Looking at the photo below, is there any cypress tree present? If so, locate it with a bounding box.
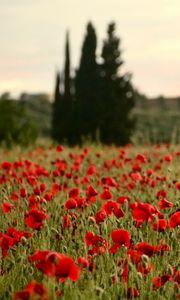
[63,31,76,144]
[52,71,62,141]
[100,22,135,145]
[52,32,74,144]
[75,22,100,142]
[63,31,71,142]
[64,31,71,100]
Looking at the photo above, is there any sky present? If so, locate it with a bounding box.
[0,0,180,98]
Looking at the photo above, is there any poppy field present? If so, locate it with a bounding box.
[0,143,179,299]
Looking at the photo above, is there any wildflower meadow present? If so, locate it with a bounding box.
[0,143,179,299]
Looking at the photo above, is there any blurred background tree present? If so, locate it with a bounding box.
[0,96,38,147]
[99,22,135,145]
[52,21,135,145]
[52,72,62,141]
[75,22,100,143]
[51,32,75,145]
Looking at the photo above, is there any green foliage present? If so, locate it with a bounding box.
[20,94,52,137]
[0,98,38,147]
[75,22,100,142]
[52,72,62,141]
[63,32,76,145]
[101,23,123,79]
[52,22,135,146]
[52,34,76,145]
[64,31,71,99]
[132,110,180,144]
[100,23,135,145]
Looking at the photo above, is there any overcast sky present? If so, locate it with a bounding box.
[0,0,180,97]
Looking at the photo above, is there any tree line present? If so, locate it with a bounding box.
[52,22,135,146]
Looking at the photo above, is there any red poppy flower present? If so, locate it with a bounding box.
[76,197,86,209]
[135,242,157,257]
[101,176,117,187]
[164,154,172,162]
[56,144,64,152]
[26,175,37,186]
[55,255,80,282]
[155,239,171,256]
[52,183,60,194]
[86,185,98,202]
[152,274,170,289]
[0,228,32,257]
[156,189,167,198]
[6,227,25,242]
[158,198,173,209]
[25,209,48,230]
[13,290,30,300]
[130,202,154,226]
[136,153,147,163]
[29,250,80,282]
[111,229,130,246]
[0,234,14,257]
[1,161,12,170]
[130,172,142,181]
[127,287,139,299]
[86,164,97,176]
[20,188,27,198]
[2,201,14,213]
[111,275,116,284]
[69,187,80,199]
[137,261,154,276]
[40,183,46,192]
[131,201,163,227]
[63,215,71,228]
[65,199,77,209]
[28,194,38,209]
[117,195,129,204]
[173,269,180,284]
[176,182,180,190]
[55,290,62,297]
[77,256,89,268]
[95,210,107,224]
[13,279,48,300]
[11,191,19,201]
[44,192,53,201]
[121,260,128,283]
[146,168,153,176]
[88,236,109,255]
[100,188,113,200]
[84,231,95,246]
[101,200,116,215]
[110,229,130,253]
[33,187,40,196]
[102,200,124,218]
[127,249,142,264]
[29,250,50,262]
[84,231,108,255]
[169,210,180,228]
[125,182,135,191]
[152,219,167,232]
[53,169,59,177]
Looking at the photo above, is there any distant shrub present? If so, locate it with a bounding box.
[132,110,180,144]
[0,99,38,147]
